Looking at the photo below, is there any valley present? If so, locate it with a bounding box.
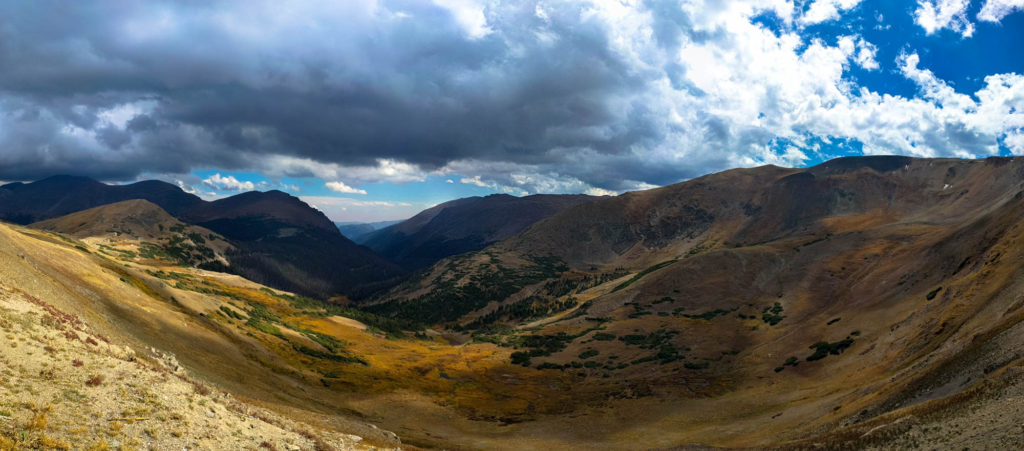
[3,156,1024,449]
[4,2,1023,449]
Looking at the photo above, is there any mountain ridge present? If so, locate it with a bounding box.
[337,220,403,241]
[4,157,1024,448]
[0,177,403,299]
[0,175,204,224]
[357,156,1024,448]
[361,193,599,270]
[29,199,234,268]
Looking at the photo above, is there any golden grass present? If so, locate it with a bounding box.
[8,194,1024,450]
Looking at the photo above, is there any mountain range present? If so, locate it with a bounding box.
[336,220,403,241]
[0,176,402,299]
[356,155,1024,447]
[360,193,598,270]
[3,156,1024,449]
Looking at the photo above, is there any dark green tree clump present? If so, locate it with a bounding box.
[806,338,854,361]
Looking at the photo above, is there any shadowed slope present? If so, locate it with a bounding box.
[361,193,598,270]
[184,191,405,299]
[0,175,203,224]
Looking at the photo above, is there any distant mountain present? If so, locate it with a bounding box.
[360,193,599,270]
[336,220,403,241]
[183,191,405,299]
[0,177,404,299]
[0,175,204,224]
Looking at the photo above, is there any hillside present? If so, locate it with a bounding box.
[183,191,406,299]
[0,220,411,450]
[6,156,1024,449]
[361,156,1024,447]
[338,223,375,240]
[0,283,373,450]
[30,199,233,268]
[0,178,404,300]
[337,221,402,241]
[361,194,597,270]
[0,176,203,224]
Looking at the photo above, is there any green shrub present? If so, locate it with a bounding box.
[511,351,531,367]
[761,302,785,325]
[683,308,737,321]
[806,338,854,361]
[219,306,244,320]
[612,260,678,292]
[368,256,568,324]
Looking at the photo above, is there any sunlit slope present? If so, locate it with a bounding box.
[0,218,655,449]
[0,279,372,450]
[30,199,233,267]
[0,221,409,448]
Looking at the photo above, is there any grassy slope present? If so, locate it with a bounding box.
[0,281,372,450]
[354,157,1024,449]
[6,158,1024,449]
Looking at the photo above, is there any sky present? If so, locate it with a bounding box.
[0,0,1022,222]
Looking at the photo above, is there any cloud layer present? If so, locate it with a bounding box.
[0,0,1022,195]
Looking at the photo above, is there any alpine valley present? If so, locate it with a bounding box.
[3,156,1024,449]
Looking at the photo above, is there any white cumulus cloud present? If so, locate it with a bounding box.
[460,175,492,188]
[432,0,492,39]
[300,196,418,222]
[854,39,879,70]
[585,187,618,196]
[262,156,428,185]
[914,0,975,37]
[202,173,255,191]
[801,0,863,25]
[325,181,367,195]
[978,0,1024,22]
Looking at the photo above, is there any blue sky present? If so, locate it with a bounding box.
[1,1,1022,221]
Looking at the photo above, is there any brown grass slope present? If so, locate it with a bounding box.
[0,220,412,450]
[0,281,371,451]
[31,199,208,241]
[6,156,1024,450]
[30,199,233,269]
[364,155,1024,448]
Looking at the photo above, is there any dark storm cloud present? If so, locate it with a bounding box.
[5,1,1015,191]
[0,0,672,183]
